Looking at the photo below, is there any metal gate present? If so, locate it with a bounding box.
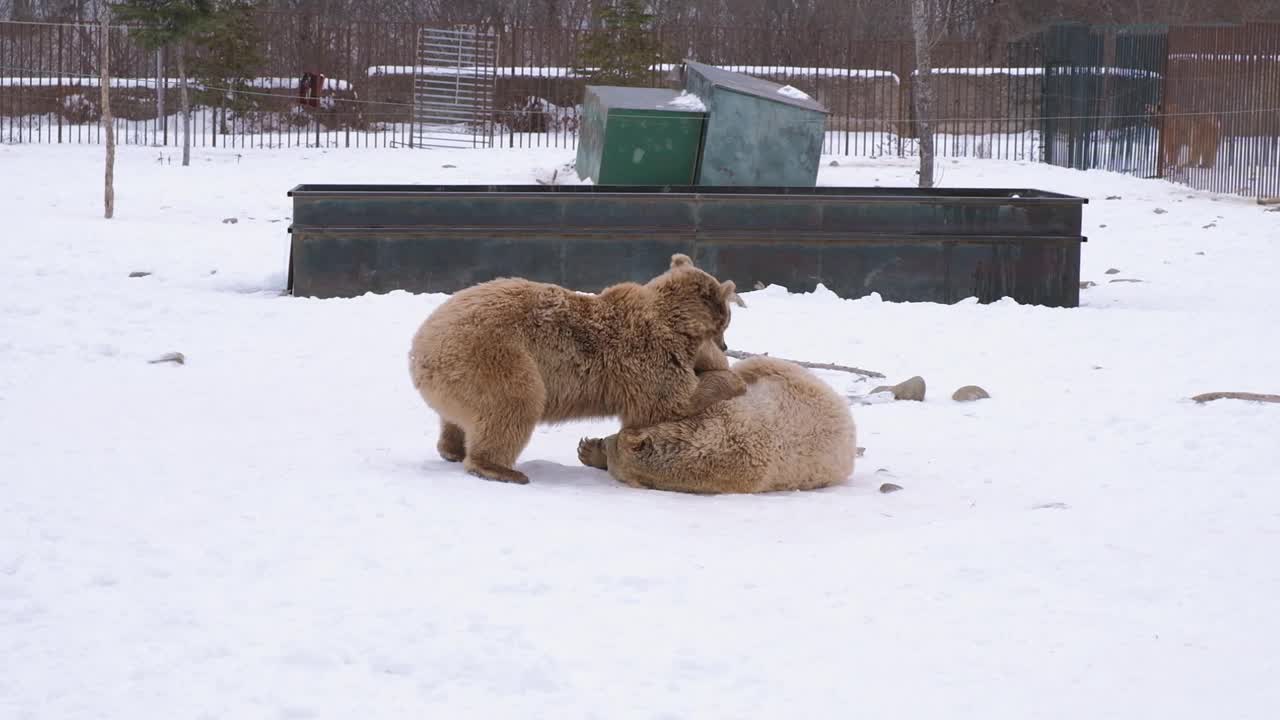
[411,26,498,149]
[1041,24,1166,177]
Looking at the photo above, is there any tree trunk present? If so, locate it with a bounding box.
[178,44,191,167]
[156,48,166,147]
[100,14,115,219]
[910,0,935,189]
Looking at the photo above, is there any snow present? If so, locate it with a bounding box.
[3,143,1280,719]
[1168,53,1280,62]
[776,84,812,101]
[662,90,706,112]
[369,63,900,82]
[706,64,900,82]
[371,64,583,78]
[913,66,1161,79]
[0,75,353,91]
[922,66,1046,76]
[243,77,351,92]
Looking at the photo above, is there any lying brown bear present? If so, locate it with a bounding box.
[577,356,857,494]
[408,254,745,484]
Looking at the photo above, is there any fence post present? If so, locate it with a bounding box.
[344,25,351,149]
[1155,30,1170,179]
[897,41,908,158]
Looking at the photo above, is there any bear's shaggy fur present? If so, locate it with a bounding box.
[577,356,857,494]
[408,254,746,484]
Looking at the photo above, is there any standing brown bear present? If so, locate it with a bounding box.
[408,254,746,484]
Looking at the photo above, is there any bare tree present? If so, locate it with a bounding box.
[111,0,208,167]
[177,40,190,166]
[155,48,165,147]
[100,10,115,218]
[910,0,946,188]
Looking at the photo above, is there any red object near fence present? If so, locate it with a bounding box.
[297,70,326,107]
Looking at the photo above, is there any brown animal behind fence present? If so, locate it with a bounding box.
[1162,22,1280,198]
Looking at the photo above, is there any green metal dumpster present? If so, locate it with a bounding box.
[575,86,708,185]
[681,60,829,187]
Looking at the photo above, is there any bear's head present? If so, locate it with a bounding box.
[611,425,701,486]
[599,430,656,488]
[649,253,744,352]
[619,428,653,455]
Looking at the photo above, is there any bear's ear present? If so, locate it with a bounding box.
[670,253,693,269]
[719,279,746,307]
[623,432,651,453]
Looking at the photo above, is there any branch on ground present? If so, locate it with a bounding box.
[1191,391,1280,405]
[726,349,885,379]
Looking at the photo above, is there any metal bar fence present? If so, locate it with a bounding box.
[1163,22,1280,197]
[1,17,1278,198]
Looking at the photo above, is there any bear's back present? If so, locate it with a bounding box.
[727,358,857,491]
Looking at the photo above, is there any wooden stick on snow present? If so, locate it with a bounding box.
[1191,391,1280,405]
[726,349,885,379]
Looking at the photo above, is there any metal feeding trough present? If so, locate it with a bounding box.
[286,184,1087,307]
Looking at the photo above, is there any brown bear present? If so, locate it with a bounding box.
[408,254,746,484]
[1156,102,1222,174]
[576,356,857,494]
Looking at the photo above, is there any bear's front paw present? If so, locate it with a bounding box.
[723,371,747,398]
[704,369,747,402]
[577,437,609,470]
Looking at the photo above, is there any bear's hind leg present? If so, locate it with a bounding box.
[465,459,530,484]
[463,401,539,485]
[437,421,466,463]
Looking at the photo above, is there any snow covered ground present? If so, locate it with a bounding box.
[2,142,1279,719]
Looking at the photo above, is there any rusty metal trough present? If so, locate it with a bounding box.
[286,184,1087,307]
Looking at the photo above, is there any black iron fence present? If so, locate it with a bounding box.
[1161,23,1280,196]
[1,17,1277,197]
[1040,24,1169,177]
[0,15,422,148]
